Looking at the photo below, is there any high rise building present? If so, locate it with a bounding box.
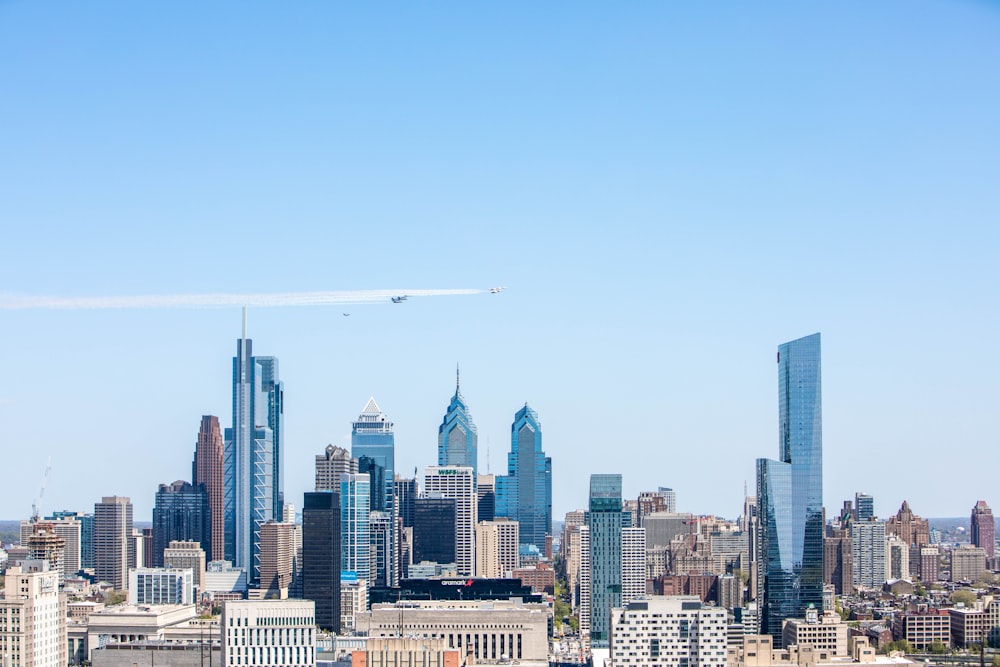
[259,521,296,599]
[611,596,728,667]
[25,523,67,585]
[351,398,395,511]
[586,473,624,647]
[855,493,875,521]
[303,491,341,633]
[423,466,477,576]
[94,496,134,590]
[316,445,356,492]
[369,511,397,587]
[495,404,552,551]
[358,456,386,515]
[885,501,930,548]
[0,561,67,667]
[223,318,283,587]
[621,526,647,606]
[340,473,371,580]
[886,535,909,581]
[151,480,210,567]
[970,501,994,559]
[437,367,478,475]
[193,415,225,562]
[412,497,457,566]
[823,528,852,596]
[850,519,886,589]
[128,567,195,605]
[48,511,93,570]
[477,474,496,523]
[394,475,417,528]
[476,519,520,578]
[756,333,823,644]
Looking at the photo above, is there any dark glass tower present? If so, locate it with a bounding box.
[437,367,478,475]
[303,491,341,633]
[757,333,823,645]
[587,474,623,647]
[151,481,210,567]
[412,497,457,565]
[495,404,552,551]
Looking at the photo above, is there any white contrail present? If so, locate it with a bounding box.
[0,288,486,310]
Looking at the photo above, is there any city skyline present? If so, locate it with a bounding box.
[2,2,998,523]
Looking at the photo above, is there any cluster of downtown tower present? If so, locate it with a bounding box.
[190,320,554,628]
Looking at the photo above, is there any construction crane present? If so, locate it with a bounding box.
[30,456,52,523]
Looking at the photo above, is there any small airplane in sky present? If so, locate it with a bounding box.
[343,313,350,316]
[489,286,506,294]
[391,295,408,303]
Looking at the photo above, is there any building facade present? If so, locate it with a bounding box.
[351,398,395,511]
[316,445,356,492]
[412,497,457,567]
[495,404,551,552]
[756,333,824,645]
[586,473,624,646]
[423,466,477,577]
[341,473,371,580]
[302,491,341,633]
[193,415,226,561]
[128,567,195,605]
[0,562,67,667]
[850,520,886,590]
[222,599,315,667]
[970,501,994,559]
[476,519,520,578]
[152,480,210,567]
[94,496,134,590]
[223,325,283,587]
[437,368,479,475]
[610,596,728,667]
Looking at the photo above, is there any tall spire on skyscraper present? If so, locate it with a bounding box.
[438,368,478,475]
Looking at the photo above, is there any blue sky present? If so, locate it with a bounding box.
[1,1,997,523]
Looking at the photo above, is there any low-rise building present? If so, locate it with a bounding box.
[611,596,728,667]
[222,599,316,667]
[781,607,848,657]
[352,637,461,667]
[128,567,195,605]
[892,609,950,650]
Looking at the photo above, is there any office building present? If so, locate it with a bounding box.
[341,473,371,580]
[316,444,356,492]
[351,398,395,511]
[0,561,67,667]
[352,637,460,667]
[610,596,728,667]
[152,480,210,567]
[368,511,397,587]
[781,607,849,656]
[970,501,994,559]
[223,319,284,587]
[340,572,368,634]
[395,475,417,528]
[855,494,874,522]
[423,466,477,577]
[357,600,549,665]
[477,474,496,523]
[892,610,951,650]
[163,540,206,591]
[476,519,520,578]
[756,333,823,645]
[222,599,316,667]
[437,367,478,475]
[886,535,909,581]
[951,545,986,582]
[193,415,225,562]
[259,521,296,599]
[412,497,457,566]
[659,488,678,514]
[585,473,624,646]
[850,520,886,589]
[495,404,551,552]
[49,510,94,570]
[95,496,134,590]
[919,547,940,583]
[128,567,195,605]
[302,491,341,633]
[203,559,248,598]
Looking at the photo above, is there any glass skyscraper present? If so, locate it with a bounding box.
[756,333,823,645]
[587,474,623,647]
[351,397,394,512]
[340,472,371,580]
[223,317,284,587]
[495,404,552,551]
[437,367,478,475]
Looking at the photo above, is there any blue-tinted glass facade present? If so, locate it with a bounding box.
[49,511,94,569]
[152,481,210,567]
[495,404,552,551]
[223,331,282,587]
[757,333,823,645]
[340,473,371,579]
[588,474,623,647]
[437,369,478,475]
[351,397,394,512]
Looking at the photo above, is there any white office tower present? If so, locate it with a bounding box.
[622,527,647,605]
[851,519,887,589]
[476,519,520,578]
[223,599,316,667]
[0,561,67,667]
[422,466,477,577]
[128,567,195,605]
[611,596,728,667]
